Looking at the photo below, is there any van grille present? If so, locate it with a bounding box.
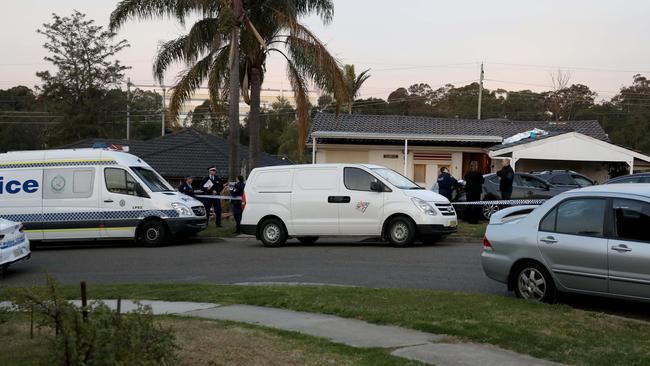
[435,203,456,216]
[192,206,206,217]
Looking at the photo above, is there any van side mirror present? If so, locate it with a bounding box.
[135,182,150,198]
[370,181,383,192]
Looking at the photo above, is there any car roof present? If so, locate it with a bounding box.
[251,163,383,171]
[574,183,650,196]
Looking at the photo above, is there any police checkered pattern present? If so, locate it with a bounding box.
[0,209,179,223]
[451,199,547,206]
[0,160,117,170]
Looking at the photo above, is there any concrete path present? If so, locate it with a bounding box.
[2,299,565,366]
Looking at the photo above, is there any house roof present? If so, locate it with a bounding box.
[62,128,291,178]
[309,113,608,143]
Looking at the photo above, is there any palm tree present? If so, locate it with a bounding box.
[343,64,371,112]
[110,0,349,174]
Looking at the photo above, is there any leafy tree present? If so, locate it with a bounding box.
[37,11,129,145]
[184,99,229,138]
[343,64,371,112]
[543,84,596,121]
[0,86,48,151]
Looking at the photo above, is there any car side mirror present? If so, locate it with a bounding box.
[370,181,383,192]
[135,182,150,198]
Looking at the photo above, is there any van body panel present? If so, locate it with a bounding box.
[291,166,340,235]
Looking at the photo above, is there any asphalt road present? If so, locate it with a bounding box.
[3,236,649,319]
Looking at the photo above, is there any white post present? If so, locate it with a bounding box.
[312,137,317,164]
[629,160,634,174]
[403,139,408,176]
[477,62,484,120]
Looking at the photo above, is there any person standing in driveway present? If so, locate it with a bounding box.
[230,175,245,234]
[201,166,224,227]
[464,161,485,224]
[496,159,514,200]
[178,176,195,197]
[436,167,457,201]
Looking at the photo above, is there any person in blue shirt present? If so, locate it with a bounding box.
[230,175,245,234]
[436,167,457,201]
[178,176,195,197]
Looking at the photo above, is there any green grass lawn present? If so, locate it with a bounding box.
[4,284,648,366]
[198,217,238,238]
[454,220,487,238]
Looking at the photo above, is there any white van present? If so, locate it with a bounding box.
[241,164,457,247]
[0,148,207,246]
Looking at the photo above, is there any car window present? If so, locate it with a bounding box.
[572,175,593,187]
[487,175,498,184]
[539,207,557,232]
[613,199,650,242]
[344,167,380,192]
[519,175,548,189]
[611,176,642,184]
[554,199,606,237]
[105,168,137,196]
[550,174,574,185]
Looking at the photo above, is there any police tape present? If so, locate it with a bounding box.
[195,194,242,201]
[450,199,547,206]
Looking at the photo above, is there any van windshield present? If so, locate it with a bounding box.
[131,167,173,192]
[371,168,423,190]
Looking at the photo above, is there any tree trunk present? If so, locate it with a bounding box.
[248,66,261,172]
[227,15,241,181]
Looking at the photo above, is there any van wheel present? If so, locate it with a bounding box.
[297,237,319,245]
[259,218,287,247]
[513,262,556,303]
[139,221,167,247]
[387,217,416,247]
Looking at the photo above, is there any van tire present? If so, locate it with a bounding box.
[139,220,167,247]
[387,217,416,247]
[259,218,287,247]
[297,236,319,245]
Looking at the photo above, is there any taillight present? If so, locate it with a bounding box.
[241,192,246,211]
[483,237,493,250]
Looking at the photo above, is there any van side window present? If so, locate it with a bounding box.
[344,168,379,192]
[105,168,137,196]
[43,168,95,199]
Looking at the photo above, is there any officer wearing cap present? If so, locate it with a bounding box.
[201,166,224,227]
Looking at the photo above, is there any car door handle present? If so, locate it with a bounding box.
[328,196,351,203]
[540,236,557,244]
[611,244,632,253]
[104,199,114,203]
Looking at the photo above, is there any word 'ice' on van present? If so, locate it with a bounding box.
[241,164,457,247]
[0,148,208,246]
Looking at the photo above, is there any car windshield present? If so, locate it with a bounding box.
[130,167,173,192]
[371,168,422,190]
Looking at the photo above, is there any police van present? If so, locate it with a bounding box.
[0,148,207,246]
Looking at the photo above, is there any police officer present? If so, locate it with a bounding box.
[464,161,485,224]
[496,159,515,200]
[178,176,195,197]
[230,175,245,234]
[436,167,458,201]
[201,166,224,227]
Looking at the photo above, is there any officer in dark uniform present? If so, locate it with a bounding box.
[178,176,195,197]
[436,167,458,201]
[201,166,224,227]
[230,175,245,234]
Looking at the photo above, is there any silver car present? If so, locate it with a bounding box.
[481,184,650,303]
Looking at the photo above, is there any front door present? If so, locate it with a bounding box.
[290,167,340,235]
[537,198,608,293]
[101,167,143,238]
[608,198,650,299]
[338,167,384,235]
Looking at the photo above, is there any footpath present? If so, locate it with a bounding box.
[4,299,565,366]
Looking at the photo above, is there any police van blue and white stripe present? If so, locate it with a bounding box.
[0,148,207,246]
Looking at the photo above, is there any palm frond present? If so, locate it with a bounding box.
[168,52,213,118]
[207,47,230,112]
[286,59,311,151]
[110,0,224,31]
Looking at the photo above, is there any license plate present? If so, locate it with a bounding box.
[449,220,457,227]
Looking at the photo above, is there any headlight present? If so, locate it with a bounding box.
[411,197,437,216]
[171,202,192,216]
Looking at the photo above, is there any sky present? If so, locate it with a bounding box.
[1,0,649,102]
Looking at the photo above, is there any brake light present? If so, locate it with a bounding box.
[242,192,246,211]
[483,237,493,250]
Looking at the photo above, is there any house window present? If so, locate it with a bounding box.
[414,164,426,182]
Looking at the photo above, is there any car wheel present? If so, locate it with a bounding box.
[139,221,167,247]
[482,203,500,220]
[387,217,416,247]
[260,218,287,247]
[514,263,556,303]
[297,236,319,245]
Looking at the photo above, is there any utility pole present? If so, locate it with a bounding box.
[161,86,166,136]
[126,77,131,140]
[477,63,484,120]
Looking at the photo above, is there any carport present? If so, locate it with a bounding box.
[488,132,650,182]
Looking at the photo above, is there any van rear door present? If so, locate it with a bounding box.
[291,167,340,235]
